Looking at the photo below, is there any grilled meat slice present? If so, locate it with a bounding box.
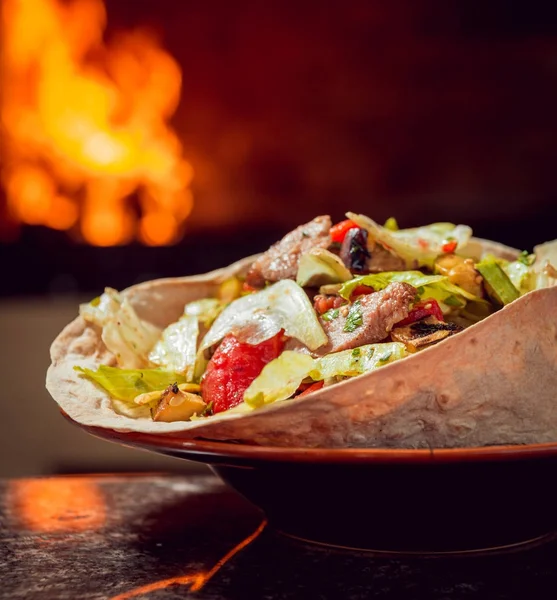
[245,215,332,288]
[367,243,406,273]
[317,282,416,354]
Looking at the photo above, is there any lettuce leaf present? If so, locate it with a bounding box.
[531,240,557,290]
[148,315,199,380]
[243,343,407,409]
[184,298,224,328]
[309,342,407,380]
[494,240,557,294]
[347,212,472,268]
[149,298,224,381]
[339,271,483,313]
[74,365,188,402]
[80,288,161,369]
[200,279,328,353]
[244,351,315,408]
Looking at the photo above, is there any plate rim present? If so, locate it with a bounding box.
[66,413,557,465]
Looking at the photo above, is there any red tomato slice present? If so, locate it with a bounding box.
[200,332,285,413]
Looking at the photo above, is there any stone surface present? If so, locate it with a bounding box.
[2,473,557,599]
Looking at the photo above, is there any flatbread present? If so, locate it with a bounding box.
[46,239,557,448]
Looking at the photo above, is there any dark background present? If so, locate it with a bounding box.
[2,0,557,296]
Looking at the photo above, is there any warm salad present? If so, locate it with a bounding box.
[76,213,557,423]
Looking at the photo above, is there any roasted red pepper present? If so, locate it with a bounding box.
[297,381,324,397]
[396,298,444,327]
[330,219,360,243]
[200,332,285,413]
[349,284,374,300]
[441,240,458,253]
[242,281,258,293]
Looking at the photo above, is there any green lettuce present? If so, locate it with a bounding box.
[200,279,328,353]
[79,288,161,369]
[74,365,187,402]
[488,240,557,295]
[243,343,407,408]
[244,352,315,408]
[148,315,199,380]
[339,271,483,312]
[347,212,472,268]
[309,342,407,380]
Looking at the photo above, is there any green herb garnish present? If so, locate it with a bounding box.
[322,308,340,322]
[351,348,361,357]
[377,351,393,363]
[344,301,363,332]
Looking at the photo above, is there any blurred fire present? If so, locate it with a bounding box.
[0,0,193,246]
[8,478,106,533]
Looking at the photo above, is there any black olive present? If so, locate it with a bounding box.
[340,228,371,274]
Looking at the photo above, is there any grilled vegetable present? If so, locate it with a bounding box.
[476,258,520,305]
[340,227,371,273]
[391,317,461,352]
[396,299,444,327]
[200,332,285,413]
[152,383,206,422]
[435,254,484,298]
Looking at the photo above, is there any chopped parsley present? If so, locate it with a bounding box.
[351,348,361,357]
[344,301,363,333]
[377,351,393,363]
[322,308,340,322]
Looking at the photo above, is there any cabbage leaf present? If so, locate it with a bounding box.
[244,351,315,408]
[74,365,187,402]
[80,288,161,369]
[339,271,484,313]
[148,315,199,380]
[347,212,472,269]
[243,343,407,409]
[200,279,328,353]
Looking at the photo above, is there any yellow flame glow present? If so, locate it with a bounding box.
[0,0,193,245]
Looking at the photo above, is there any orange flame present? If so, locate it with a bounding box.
[0,0,193,246]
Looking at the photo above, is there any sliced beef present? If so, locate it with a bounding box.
[245,215,332,288]
[367,243,406,273]
[317,282,416,354]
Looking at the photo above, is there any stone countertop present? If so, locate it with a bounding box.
[2,473,557,600]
